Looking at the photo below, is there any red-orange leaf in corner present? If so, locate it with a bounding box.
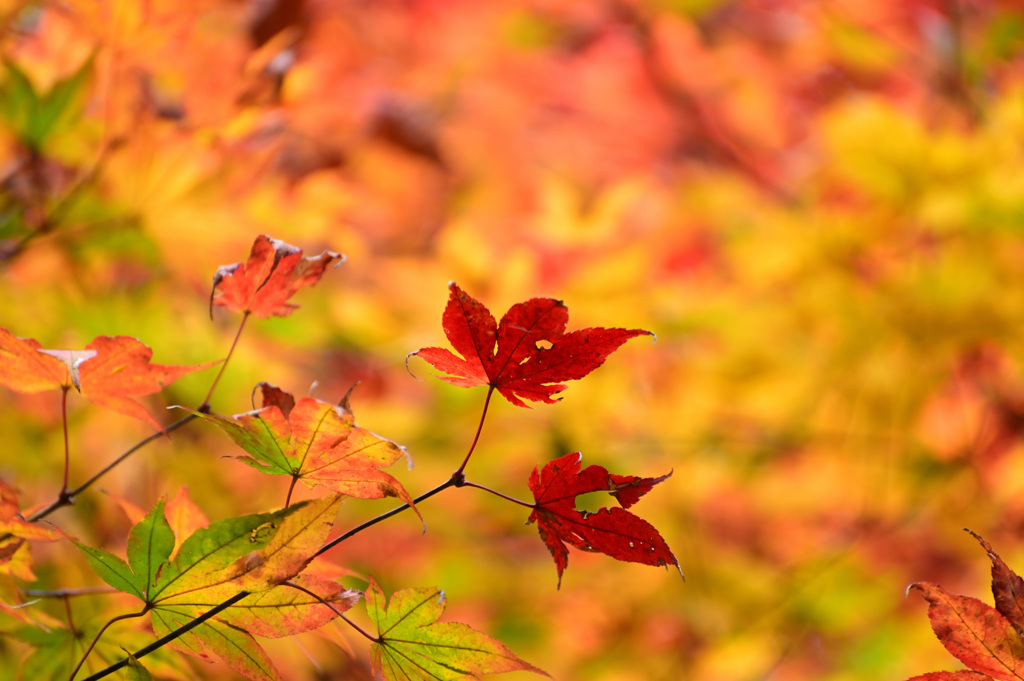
[907,532,1024,681]
[909,580,1024,681]
[527,452,679,588]
[0,330,214,431]
[409,282,652,407]
[210,234,342,319]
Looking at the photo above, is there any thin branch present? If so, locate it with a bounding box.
[460,480,535,509]
[454,386,494,476]
[23,586,117,598]
[200,312,249,411]
[315,476,458,559]
[284,580,378,643]
[19,414,199,528]
[68,608,149,681]
[77,591,249,681]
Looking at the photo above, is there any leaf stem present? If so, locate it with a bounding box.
[60,385,70,495]
[200,312,249,411]
[285,474,299,507]
[460,480,535,509]
[454,386,494,477]
[284,580,378,643]
[68,607,149,681]
[22,414,199,526]
[314,476,458,559]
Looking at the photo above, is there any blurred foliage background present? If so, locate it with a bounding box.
[3,0,1024,679]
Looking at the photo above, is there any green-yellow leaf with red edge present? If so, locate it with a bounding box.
[0,329,216,431]
[365,577,548,681]
[186,383,419,520]
[210,234,342,318]
[409,282,653,407]
[906,531,1024,681]
[74,494,351,681]
[527,452,680,588]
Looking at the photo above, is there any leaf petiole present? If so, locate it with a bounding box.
[283,580,378,643]
[453,385,494,477]
[68,607,149,681]
[460,480,535,509]
[199,311,249,411]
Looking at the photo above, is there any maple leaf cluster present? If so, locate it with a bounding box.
[411,282,679,586]
[0,233,676,681]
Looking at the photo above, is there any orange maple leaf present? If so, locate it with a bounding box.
[210,234,343,319]
[0,329,215,431]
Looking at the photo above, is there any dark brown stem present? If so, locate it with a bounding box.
[285,474,299,507]
[284,580,378,642]
[315,476,458,559]
[200,312,249,411]
[454,386,494,476]
[460,480,535,509]
[0,414,204,546]
[77,592,249,681]
[68,608,149,681]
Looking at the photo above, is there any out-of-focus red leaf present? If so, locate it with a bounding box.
[410,282,652,407]
[210,234,342,319]
[527,452,678,587]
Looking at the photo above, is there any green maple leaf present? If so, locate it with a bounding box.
[74,494,355,681]
[366,577,549,681]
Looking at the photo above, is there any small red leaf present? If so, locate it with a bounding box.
[410,283,652,407]
[527,452,679,587]
[210,234,342,319]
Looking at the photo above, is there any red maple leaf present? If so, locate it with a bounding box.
[409,283,652,407]
[0,329,215,431]
[210,234,343,319]
[527,452,679,587]
[906,531,1024,681]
